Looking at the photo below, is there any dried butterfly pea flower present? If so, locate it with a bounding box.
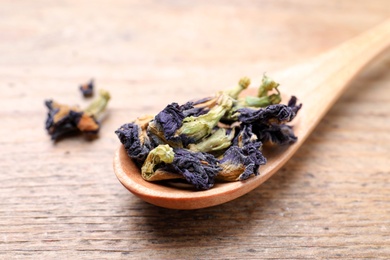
[176,93,234,145]
[217,141,266,181]
[115,118,155,166]
[152,102,185,141]
[164,148,221,190]
[237,96,301,125]
[45,90,110,141]
[147,102,210,148]
[258,124,297,145]
[180,101,209,118]
[141,145,221,190]
[45,100,83,140]
[141,144,178,181]
[115,76,302,190]
[287,95,302,114]
[80,79,94,97]
[232,124,258,148]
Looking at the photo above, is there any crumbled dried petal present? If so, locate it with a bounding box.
[45,89,110,141]
[180,101,208,118]
[238,96,301,125]
[232,124,258,148]
[155,103,185,139]
[258,124,297,145]
[76,113,100,138]
[80,79,94,97]
[218,142,266,181]
[45,100,83,140]
[167,148,221,190]
[115,122,154,165]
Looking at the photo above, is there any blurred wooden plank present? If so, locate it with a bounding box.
[1,0,389,259]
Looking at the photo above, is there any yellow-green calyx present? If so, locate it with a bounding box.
[225,77,251,99]
[141,144,175,181]
[176,93,234,142]
[188,128,235,153]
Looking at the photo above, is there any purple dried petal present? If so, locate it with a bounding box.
[115,123,153,165]
[45,100,83,140]
[232,124,258,147]
[180,101,208,117]
[155,103,185,140]
[162,149,221,190]
[238,96,302,125]
[259,124,297,145]
[287,95,302,114]
[219,142,266,181]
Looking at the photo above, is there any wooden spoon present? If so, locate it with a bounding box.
[114,19,390,209]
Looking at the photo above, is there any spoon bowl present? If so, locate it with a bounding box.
[114,19,390,209]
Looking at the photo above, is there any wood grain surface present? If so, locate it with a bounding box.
[1,0,390,259]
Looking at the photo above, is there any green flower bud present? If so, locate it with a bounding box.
[258,75,280,97]
[141,144,177,181]
[176,94,234,143]
[225,77,251,99]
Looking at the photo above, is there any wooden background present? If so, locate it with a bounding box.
[1,0,390,258]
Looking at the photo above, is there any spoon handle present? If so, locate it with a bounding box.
[281,18,390,141]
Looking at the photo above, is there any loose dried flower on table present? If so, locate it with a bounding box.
[45,89,110,141]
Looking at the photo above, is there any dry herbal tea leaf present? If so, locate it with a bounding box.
[115,75,302,190]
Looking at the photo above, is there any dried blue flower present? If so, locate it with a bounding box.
[168,148,221,190]
[45,100,83,140]
[217,142,266,181]
[238,96,301,125]
[115,116,154,165]
[232,124,258,148]
[141,144,178,181]
[155,102,185,140]
[287,95,302,114]
[147,102,209,148]
[258,124,297,145]
[45,90,110,141]
[141,145,221,190]
[180,101,208,118]
[176,93,234,145]
[115,76,302,190]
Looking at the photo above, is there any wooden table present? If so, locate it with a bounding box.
[1,1,390,258]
